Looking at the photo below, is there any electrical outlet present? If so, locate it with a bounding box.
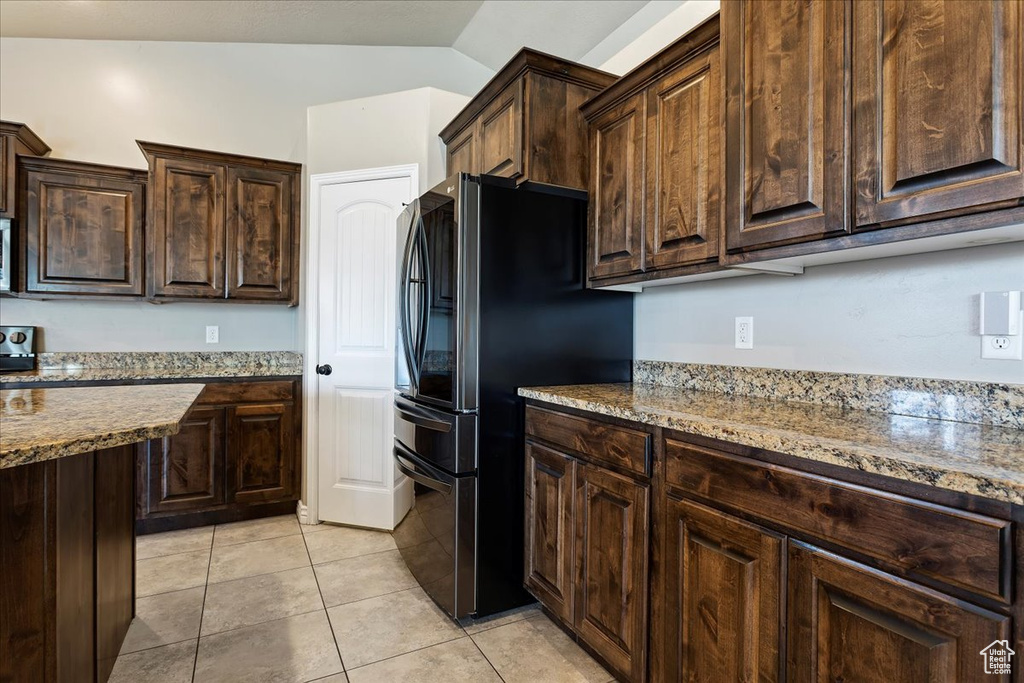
[982,311,1022,360]
[735,317,753,349]
[205,326,219,344]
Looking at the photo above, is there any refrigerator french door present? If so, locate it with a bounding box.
[396,175,478,413]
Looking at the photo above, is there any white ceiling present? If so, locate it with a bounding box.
[0,0,658,71]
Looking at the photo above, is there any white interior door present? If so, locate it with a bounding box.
[316,170,416,530]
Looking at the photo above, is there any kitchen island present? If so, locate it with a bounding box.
[0,384,203,683]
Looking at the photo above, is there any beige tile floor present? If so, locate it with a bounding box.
[113,514,614,683]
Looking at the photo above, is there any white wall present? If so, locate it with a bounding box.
[586,1,1024,384]
[637,244,1024,384]
[0,37,491,352]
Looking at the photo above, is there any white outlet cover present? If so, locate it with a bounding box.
[206,325,220,344]
[982,311,1023,360]
[735,316,754,349]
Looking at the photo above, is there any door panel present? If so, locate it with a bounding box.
[574,462,648,681]
[645,46,722,269]
[227,166,293,301]
[152,157,226,297]
[446,126,477,176]
[724,0,850,251]
[663,495,782,682]
[479,83,523,178]
[143,406,225,514]
[853,0,1023,226]
[589,93,646,280]
[228,402,295,504]
[524,442,574,623]
[317,173,415,529]
[788,541,1011,682]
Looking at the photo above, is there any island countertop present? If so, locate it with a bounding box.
[519,383,1024,505]
[1,383,204,469]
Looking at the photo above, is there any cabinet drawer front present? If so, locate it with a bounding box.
[198,380,295,405]
[665,438,1011,603]
[526,405,650,476]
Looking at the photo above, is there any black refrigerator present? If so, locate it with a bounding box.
[393,173,632,619]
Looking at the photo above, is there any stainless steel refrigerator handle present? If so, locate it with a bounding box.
[394,447,453,495]
[400,212,420,389]
[414,218,431,374]
[395,401,452,433]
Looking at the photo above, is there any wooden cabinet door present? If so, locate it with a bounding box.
[574,462,648,681]
[226,165,294,301]
[151,156,226,298]
[723,0,850,252]
[478,83,523,178]
[645,46,722,270]
[446,125,478,177]
[524,442,575,623]
[21,163,146,296]
[788,540,1012,682]
[227,402,296,504]
[662,495,782,682]
[853,0,1023,227]
[588,93,646,280]
[141,406,226,515]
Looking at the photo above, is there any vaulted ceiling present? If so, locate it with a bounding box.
[0,0,676,70]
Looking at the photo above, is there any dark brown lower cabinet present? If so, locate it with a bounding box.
[136,379,300,533]
[574,462,648,681]
[787,541,1011,682]
[524,401,1021,682]
[662,495,782,682]
[0,445,135,683]
[524,407,650,682]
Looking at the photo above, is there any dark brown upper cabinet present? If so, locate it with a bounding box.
[440,48,616,190]
[138,142,301,305]
[722,0,850,253]
[0,120,50,221]
[852,0,1024,228]
[581,16,722,286]
[18,157,146,297]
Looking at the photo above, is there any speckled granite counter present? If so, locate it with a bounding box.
[0,384,203,469]
[519,383,1024,505]
[0,351,302,384]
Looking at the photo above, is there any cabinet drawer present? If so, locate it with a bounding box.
[664,437,1012,604]
[525,405,650,477]
[198,381,295,405]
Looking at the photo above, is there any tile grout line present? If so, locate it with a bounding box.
[468,636,508,683]
[190,530,215,683]
[343,632,469,676]
[301,522,348,678]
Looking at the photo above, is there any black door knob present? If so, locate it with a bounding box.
[316,364,332,376]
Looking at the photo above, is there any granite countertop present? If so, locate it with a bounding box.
[0,351,303,385]
[519,383,1024,505]
[1,384,204,469]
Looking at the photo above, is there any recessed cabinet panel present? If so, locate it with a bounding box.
[227,167,292,301]
[663,495,782,682]
[479,83,523,178]
[646,48,722,269]
[228,402,296,504]
[853,0,1024,226]
[589,94,646,280]
[574,462,648,681]
[143,406,225,514]
[445,126,477,177]
[153,158,226,298]
[20,159,146,296]
[723,0,849,251]
[787,541,1011,683]
[524,442,575,624]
